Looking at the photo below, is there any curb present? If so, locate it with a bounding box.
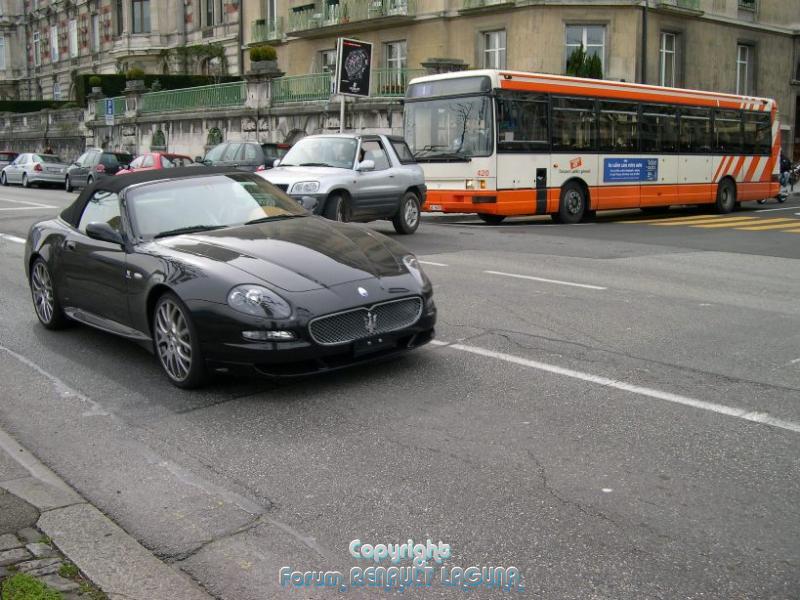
[0,426,213,600]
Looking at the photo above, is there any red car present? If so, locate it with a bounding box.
[116,152,196,175]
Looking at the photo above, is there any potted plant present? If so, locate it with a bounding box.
[125,67,146,90]
[249,44,278,73]
[89,75,102,94]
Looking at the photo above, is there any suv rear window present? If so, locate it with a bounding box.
[390,139,415,164]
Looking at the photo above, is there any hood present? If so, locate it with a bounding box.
[259,166,353,187]
[155,216,410,292]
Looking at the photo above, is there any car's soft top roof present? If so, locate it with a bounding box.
[60,166,244,228]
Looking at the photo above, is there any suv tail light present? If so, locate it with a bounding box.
[256,165,266,172]
[95,164,106,173]
[34,163,43,172]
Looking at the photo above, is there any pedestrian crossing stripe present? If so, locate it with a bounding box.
[734,219,800,230]
[618,213,800,232]
[654,217,758,227]
[620,214,725,224]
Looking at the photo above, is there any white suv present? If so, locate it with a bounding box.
[259,134,427,234]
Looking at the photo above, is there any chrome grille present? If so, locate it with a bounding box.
[309,297,423,346]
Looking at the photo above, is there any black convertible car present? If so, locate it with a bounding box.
[25,167,436,388]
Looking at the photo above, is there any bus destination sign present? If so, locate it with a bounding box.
[603,158,659,183]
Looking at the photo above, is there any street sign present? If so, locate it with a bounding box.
[335,38,373,98]
[105,98,114,126]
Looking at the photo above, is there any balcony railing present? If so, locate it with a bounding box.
[94,96,126,117]
[288,0,415,33]
[657,0,701,10]
[251,17,283,43]
[140,82,247,114]
[738,0,757,10]
[371,68,425,97]
[272,73,333,104]
[462,0,515,9]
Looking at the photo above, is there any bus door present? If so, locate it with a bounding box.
[678,108,714,204]
[495,93,551,215]
[640,105,680,207]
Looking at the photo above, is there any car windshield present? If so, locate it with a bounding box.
[404,95,493,159]
[127,173,309,239]
[37,155,64,163]
[279,137,357,169]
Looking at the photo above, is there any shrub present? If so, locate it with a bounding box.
[1,572,63,600]
[125,67,146,80]
[250,45,277,62]
[88,75,102,88]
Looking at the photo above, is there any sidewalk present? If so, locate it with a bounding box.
[0,426,213,600]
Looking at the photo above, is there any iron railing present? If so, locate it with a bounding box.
[272,73,333,104]
[371,68,425,97]
[462,0,514,9]
[140,81,247,114]
[288,0,415,33]
[658,0,701,9]
[251,17,283,42]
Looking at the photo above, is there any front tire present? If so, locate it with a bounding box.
[715,178,736,214]
[30,258,68,330]
[65,176,73,192]
[477,213,506,225]
[323,193,349,222]
[392,192,421,234]
[153,293,207,389]
[0,173,6,186]
[86,175,95,187]
[553,182,586,224]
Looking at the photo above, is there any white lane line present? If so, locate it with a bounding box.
[0,233,25,244]
[754,206,800,213]
[0,197,56,209]
[485,270,607,291]
[431,341,800,435]
[419,260,449,267]
[0,207,56,211]
[790,358,800,365]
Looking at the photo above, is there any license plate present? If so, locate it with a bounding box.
[353,335,396,357]
[429,204,443,211]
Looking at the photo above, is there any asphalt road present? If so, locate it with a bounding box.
[0,183,798,599]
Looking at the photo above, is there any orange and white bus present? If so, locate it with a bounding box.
[403,70,782,224]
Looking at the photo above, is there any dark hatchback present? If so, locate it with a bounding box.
[197,141,290,172]
[65,149,134,191]
[25,168,436,388]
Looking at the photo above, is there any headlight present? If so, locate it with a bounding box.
[291,181,320,194]
[402,255,429,287]
[227,284,292,319]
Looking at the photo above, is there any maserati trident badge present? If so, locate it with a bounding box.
[358,287,369,297]
[364,311,378,335]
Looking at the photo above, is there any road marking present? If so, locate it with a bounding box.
[0,207,56,211]
[652,217,757,227]
[0,233,25,244]
[789,358,800,365]
[620,214,723,224]
[754,206,800,212]
[735,219,800,231]
[431,341,800,435]
[0,197,56,209]
[485,270,607,290]
[686,218,763,228]
[419,260,449,267]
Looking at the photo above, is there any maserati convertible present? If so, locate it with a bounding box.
[25,167,436,388]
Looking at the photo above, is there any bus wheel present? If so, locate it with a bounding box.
[715,179,736,214]
[478,213,505,224]
[554,182,586,224]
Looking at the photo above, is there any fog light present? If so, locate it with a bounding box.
[465,179,475,190]
[242,330,296,341]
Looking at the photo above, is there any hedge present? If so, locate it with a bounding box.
[74,74,243,106]
[0,100,72,113]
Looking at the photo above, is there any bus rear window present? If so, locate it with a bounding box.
[407,76,491,99]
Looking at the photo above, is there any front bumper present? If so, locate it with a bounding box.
[188,298,437,378]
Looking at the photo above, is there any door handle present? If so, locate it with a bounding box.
[64,240,76,251]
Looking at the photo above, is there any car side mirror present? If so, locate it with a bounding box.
[273,158,281,168]
[86,222,123,245]
[356,159,375,172]
[195,156,204,163]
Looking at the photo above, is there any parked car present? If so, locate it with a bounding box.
[260,134,426,234]
[116,152,196,175]
[0,151,19,169]
[65,149,134,191]
[1,153,70,188]
[25,167,436,389]
[197,141,290,172]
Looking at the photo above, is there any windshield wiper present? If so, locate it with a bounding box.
[244,214,307,225]
[298,162,339,168]
[414,151,471,162]
[153,224,226,239]
[413,145,447,158]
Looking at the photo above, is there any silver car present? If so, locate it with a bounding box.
[1,153,69,188]
[260,134,427,234]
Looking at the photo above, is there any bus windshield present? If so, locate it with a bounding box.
[404,95,493,160]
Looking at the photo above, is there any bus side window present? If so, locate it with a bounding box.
[496,93,549,152]
[552,97,595,152]
[641,105,678,153]
[597,101,638,153]
[743,112,771,155]
[680,108,712,153]
[714,110,743,154]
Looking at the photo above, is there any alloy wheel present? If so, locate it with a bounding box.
[31,262,55,324]
[404,197,419,229]
[154,299,193,382]
[565,190,583,215]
